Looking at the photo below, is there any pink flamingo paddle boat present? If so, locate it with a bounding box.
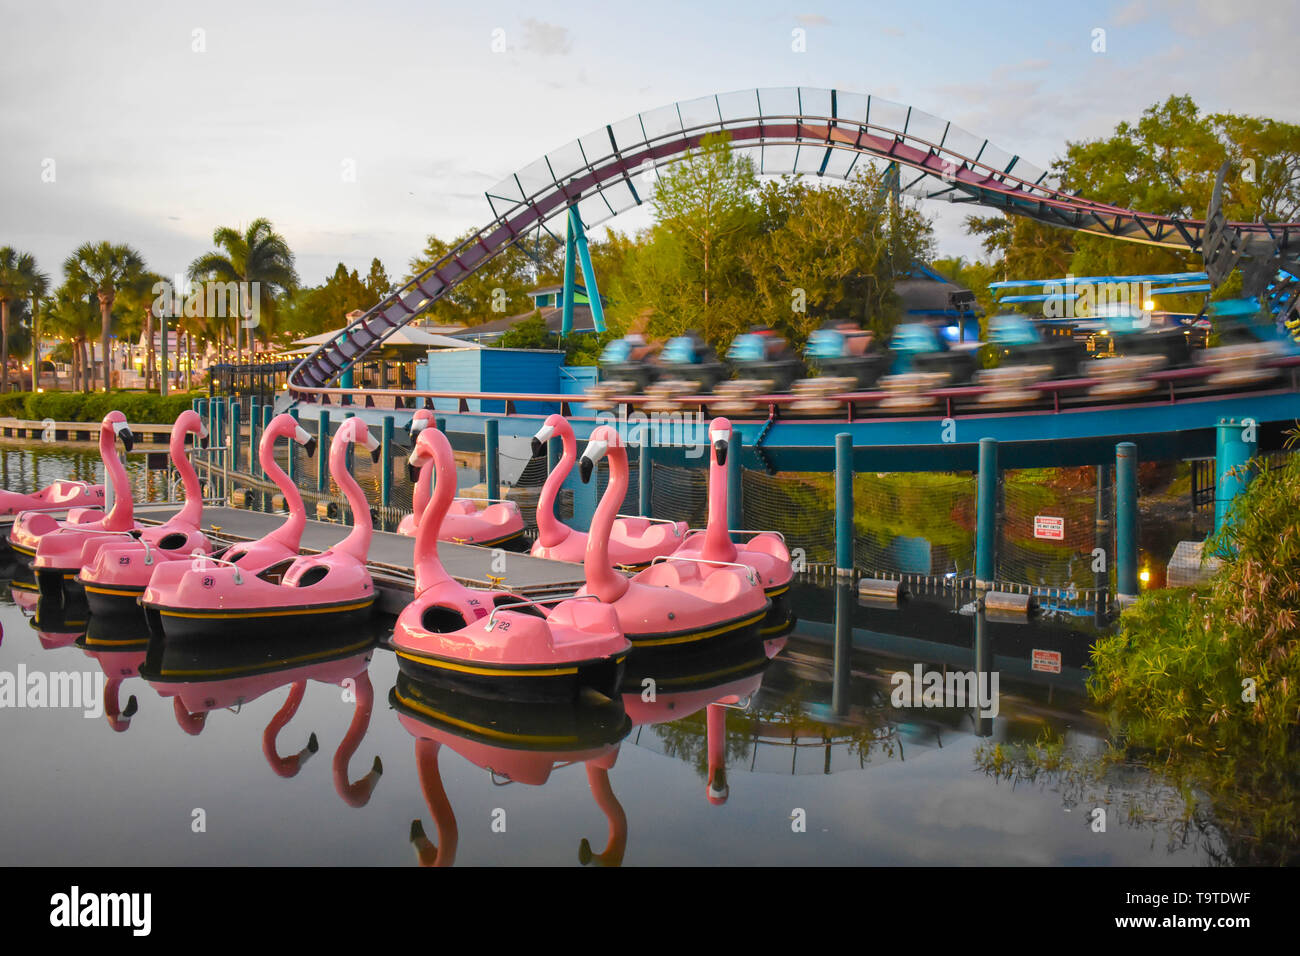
[390,423,629,701]
[77,410,212,618]
[529,414,687,568]
[671,417,793,627]
[8,411,136,565]
[0,476,103,519]
[396,410,526,549]
[576,425,770,651]
[141,416,381,641]
[206,412,317,572]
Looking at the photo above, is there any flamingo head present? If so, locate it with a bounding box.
[579,425,623,483]
[408,424,450,483]
[406,409,434,441]
[708,417,733,467]
[104,411,134,452]
[344,418,382,463]
[530,413,568,457]
[176,409,208,448]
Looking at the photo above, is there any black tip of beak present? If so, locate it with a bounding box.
[530,437,543,457]
[120,430,135,453]
[370,445,382,464]
[407,462,421,483]
[304,437,318,458]
[714,440,727,466]
[123,695,139,719]
[199,435,209,449]
[423,398,434,410]
[580,457,594,484]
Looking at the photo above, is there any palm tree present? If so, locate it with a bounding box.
[44,283,101,392]
[63,242,148,391]
[0,248,49,393]
[188,219,298,364]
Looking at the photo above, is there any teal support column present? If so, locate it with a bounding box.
[249,402,261,477]
[569,207,606,334]
[340,367,354,391]
[975,437,997,589]
[381,416,394,509]
[213,400,225,474]
[230,403,242,478]
[435,417,446,433]
[316,411,329,493]
[561,211,577,338]
[639,435,653,517]
[1214,417,1257,537]
[288,408,300,482]
[1116,442,1139,604]
[832,580,852,715]
[485,419,499,501]
[726,432,743,541]
[973,607,992,737]
[835,433,853,576]
[1094,464,1111,625]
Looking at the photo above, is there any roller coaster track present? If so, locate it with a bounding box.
[290,87,1300,396]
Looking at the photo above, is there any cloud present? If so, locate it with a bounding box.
[520,18,573,56]
[796,14,832,27]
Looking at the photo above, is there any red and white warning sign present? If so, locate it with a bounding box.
[1032,649,1063,674]
[1033,515,1065,540]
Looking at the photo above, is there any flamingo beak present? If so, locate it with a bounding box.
[709,427,730,466]
[408,417,428,440]
[294,425,317,458]
[423,397,434,410]
[579,439,607,483]
[531,423,555,458]
[198,423,210,448]
[407,448,428,483]
[113,420,135,452]
[361,430,381,463]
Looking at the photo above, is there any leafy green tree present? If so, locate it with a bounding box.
[62,242,148,391]
[0,248,48,393]
[407,232,535,324]
[283,263,380,338]
[188,218,298,361]
[649,131,760,341]
[44,281,101,391]
[743,168,933,344]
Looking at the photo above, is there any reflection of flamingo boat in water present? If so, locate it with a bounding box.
[391,670,631,866]
[621,632,786,806]
[139,628,385,805]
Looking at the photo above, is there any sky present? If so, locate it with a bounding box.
[2,0,1297,291]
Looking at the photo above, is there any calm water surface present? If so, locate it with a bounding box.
[0,442,1222,866]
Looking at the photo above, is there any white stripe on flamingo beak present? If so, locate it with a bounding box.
[407,447,429,482]
[360,427,381,463]
[112,420,135,452]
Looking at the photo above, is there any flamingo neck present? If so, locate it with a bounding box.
[535,423,576,548]
[262,432,306,551]
[583,765,628,866]
[101,425,133,530]
[414,739,458,867]
[412,460,432,519]
[584,445,630,603]
[262,683,309,778]
[170,425,204,528]
[703,454,737,563]
[333,670,378,808]
[413,439,458,595]
[331,434,373,562]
